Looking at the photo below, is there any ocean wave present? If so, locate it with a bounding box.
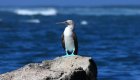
[0,19,2,22]
[1,7,140,16]
[22,19,40,23]
[13,8,57,16]
[58,8,140,16]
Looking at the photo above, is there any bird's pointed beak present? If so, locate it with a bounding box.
[56,21,66,24]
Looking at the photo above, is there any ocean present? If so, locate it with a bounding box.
[0,6,140,80]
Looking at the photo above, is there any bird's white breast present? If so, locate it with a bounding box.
[64,27,75,51]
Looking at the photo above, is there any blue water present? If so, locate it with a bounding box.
[0,7,140,80]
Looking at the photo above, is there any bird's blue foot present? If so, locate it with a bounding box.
[71,48,75,56]
[63,49,75,57]
[63,54,75,57]
[70,53,75,56]
[64,53,69,57]
[63,49,70,57]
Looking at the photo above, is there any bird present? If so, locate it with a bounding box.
[57,20,78,56]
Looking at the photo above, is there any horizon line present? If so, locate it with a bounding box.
[0,4,140,8]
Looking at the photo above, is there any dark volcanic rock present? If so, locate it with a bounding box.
[0,55,97,80]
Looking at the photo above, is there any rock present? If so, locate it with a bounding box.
[0,55,97,80]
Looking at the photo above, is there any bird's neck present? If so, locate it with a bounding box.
[64,25,74,35]
[66,25,74,30]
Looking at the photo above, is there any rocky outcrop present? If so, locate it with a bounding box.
[0,55,97,80]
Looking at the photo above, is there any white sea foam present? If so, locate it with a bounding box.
[14,8,57,16]
[1,7,140,16]
[80,20,88,25]
[23,19,40,23]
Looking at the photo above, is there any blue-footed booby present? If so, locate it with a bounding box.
[57,20,78,56]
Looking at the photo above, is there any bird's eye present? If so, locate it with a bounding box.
[65,22,69,24]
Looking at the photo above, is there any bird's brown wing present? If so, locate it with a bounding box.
[73,32,78,55]
[61,33,65,50]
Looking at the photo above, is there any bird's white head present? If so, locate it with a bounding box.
[65,20,74,30]
[57,20,74,30]
[65,20,74,26]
